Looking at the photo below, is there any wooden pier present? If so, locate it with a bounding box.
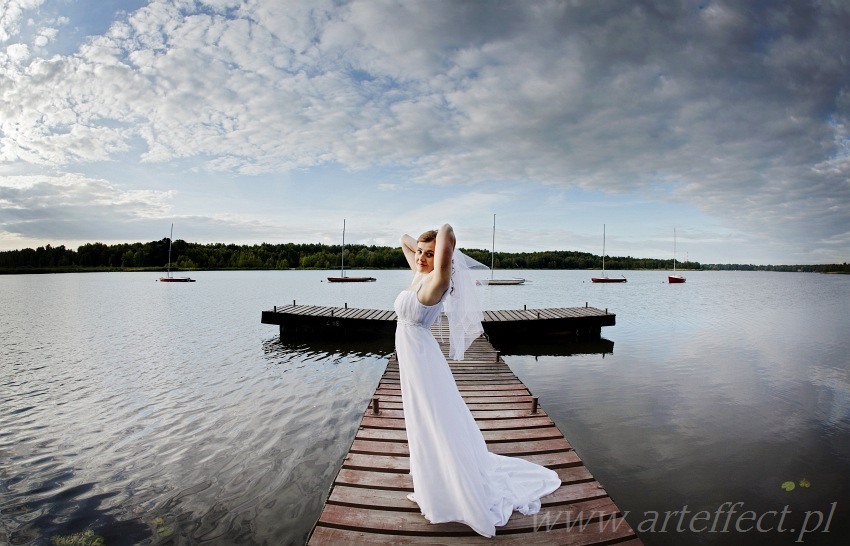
[308,331,640,544]
[262,304,614,341]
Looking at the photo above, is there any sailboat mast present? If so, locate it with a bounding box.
[491,214,496,280]
[602,224,606,274]
[673,227,677,272]
[167,223,173,277]
[341,219,346,278]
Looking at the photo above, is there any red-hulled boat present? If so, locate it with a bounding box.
[592,276,627,283]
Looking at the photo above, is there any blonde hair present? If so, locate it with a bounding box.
[418,229,438,243]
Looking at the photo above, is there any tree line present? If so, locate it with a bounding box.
[0,239,847,273]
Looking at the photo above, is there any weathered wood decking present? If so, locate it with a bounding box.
[308,332,641,545]
[261,304,615,341]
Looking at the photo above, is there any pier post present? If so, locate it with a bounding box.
[495,351,500,362]
[531,396,539,414]
[371,398,380,415]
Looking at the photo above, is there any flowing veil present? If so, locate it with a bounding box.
[444,249,489,360]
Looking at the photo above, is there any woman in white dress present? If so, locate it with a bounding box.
[394,223,561,538]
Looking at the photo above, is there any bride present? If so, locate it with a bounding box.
[394,223,561,537]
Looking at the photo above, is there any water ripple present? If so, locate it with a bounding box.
[3,270,849,545]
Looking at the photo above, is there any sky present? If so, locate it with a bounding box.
[1,0,849,265]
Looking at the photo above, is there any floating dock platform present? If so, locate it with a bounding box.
[307,330,640,544]
[261,304,615,341]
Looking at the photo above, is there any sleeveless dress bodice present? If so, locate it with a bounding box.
[392,272,560,537]
[393,286,445,330]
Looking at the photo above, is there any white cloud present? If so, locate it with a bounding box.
[3,41,29,63]
[0,0,45,43]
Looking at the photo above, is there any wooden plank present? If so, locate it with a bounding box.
[350,437,571,457]
[367,309,384,320]
[369,401,538,411]
[309,517,637,544]
[362,408,543,422]
[377,378,525,388]
[342,451,582,473]
[332,306,354,318]
[314,498,622,535]
[490,310,510,322]
[343,308,364,319]
[368,393,535,405]
[503,309,529,321]
[536,308,561,319]
[327,480,607,511]
[309,306,335,317]
[288,305,312,315]
[333,465,595,491]
[357,308,377,319]
[360,414,554,429]
[375,387,530,397]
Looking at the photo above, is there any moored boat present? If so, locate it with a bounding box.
[591,276,627,283]
[480,214,525,286]
[159,224,196,282]
[668,227,686,284]
[327,219,377,283]
[591,224,626,283]
[478,278,525,286]
[327,276,376,282]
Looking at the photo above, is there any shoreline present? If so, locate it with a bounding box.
[2,267,844,275]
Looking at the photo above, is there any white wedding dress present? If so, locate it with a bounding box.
[393,273,561,537]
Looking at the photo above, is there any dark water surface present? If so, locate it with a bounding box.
[2,270,848,545]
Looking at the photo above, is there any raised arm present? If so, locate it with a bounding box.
[401,233,417,271]
[418,224,455,305]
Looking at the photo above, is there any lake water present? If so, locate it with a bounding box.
[1,269,848,545]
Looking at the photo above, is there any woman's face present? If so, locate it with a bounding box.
[415,240,436,274]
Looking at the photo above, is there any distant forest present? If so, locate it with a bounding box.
[0,239,847,273]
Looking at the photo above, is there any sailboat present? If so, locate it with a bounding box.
[327,219,376,282]
[158,224,195,282]
[477,214,525,286]
[668,227,686,283]
[591,224,627,283]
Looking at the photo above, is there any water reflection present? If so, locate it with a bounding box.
[496,337,614,357]
[264,336,394,360]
